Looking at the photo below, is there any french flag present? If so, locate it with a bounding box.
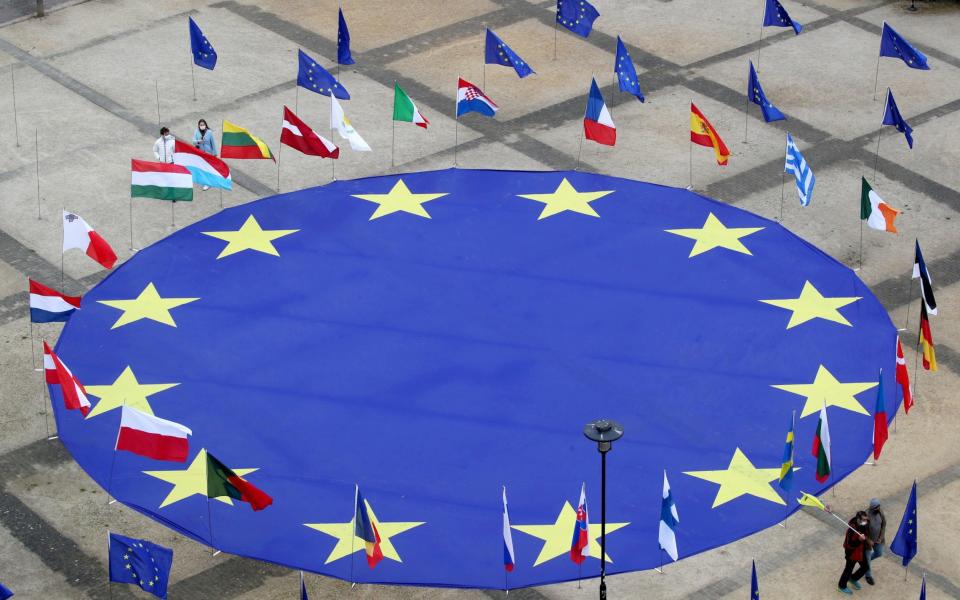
[502,486,516,572]
[42,341,91,417]
[583,78,616,146]
[116,406,192,463]
[173,140,232,190]
[29,279,80,323]
[456,78,498,118]
[569,482,590,564]
[62,210,117,270]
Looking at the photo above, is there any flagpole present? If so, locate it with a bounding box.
[277,109,284,192]
[155,80,161,126]
[553,20,558,60]
[219,119,225,210]
[454,74,460,167]
[743,89,750,143]
[171,198,176,230]
[858,218,864,271]
[39,340,51,439]
[391,103,396,170]
[350,484,357,587]
[10,65,20,147]
[912,335,922,401]
[295,85,300,114]
[575,129,583,171]
[107,529,114,600]
[873,25,883,102]
[330,96,336,182]
[28,294,38,371]
[106,410,121,505]
[779,168,785,222]
[687,103,693,190]
[207,495,218,554]
[129,192,136,251]
[190,58,197,102]
[34,128,42,220]
[756,2,764,72]
[872,127,882,181]
[655,547,664,574]
[901,276,915,332]
[60,206,65,290]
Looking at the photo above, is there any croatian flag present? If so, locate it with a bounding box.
[583,78,616,146]
[43,341,91,417]
[116,406,192,463]
[456,78,498,118]
[29,279,80,323]
[569,482,589,564]
[502,486,516,572]
[173,141,232,190]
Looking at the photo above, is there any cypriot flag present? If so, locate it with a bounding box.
[330,96,371,152]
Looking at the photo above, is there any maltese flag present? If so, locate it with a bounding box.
[583,78,616,146]
[62,210,117,269]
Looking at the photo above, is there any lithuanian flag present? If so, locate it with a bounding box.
[690,103,730,166]
[919,303,937,371]
[206,452,273,510]
[221,121,275,160]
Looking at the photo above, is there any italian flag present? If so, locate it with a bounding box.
[116,406,191,463]
[811,403,831,483]
[131,160,193,202]
[860,177,899,233]
[393,83,429,129]
[206,452,273,511]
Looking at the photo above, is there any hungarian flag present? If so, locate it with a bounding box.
[583,78,616,146]
[569,482,589,564]
[393,83,429,129]
[206,452,272,510]
[354,487,383,568]
[690,103,730,165]
[221,120,275,160]
[872,370,888,461]
[896,338,913,413]
[280,106,339,158]
[116,406,191,462]
[860,177,899,233]
[918,303,936,371]
[29,279,80,323]
[131,160,193,202]
[912,240,937,315]
[62,210,117,270]
[811,403,831,483]
[42,341,91,417]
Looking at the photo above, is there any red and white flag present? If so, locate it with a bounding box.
[42,341,91,416]
[116,406,192,462]
[280,106,339,158]
[896,338,913,413]
[62,210,117,270]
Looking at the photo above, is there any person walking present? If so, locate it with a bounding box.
[193,119,218,190]
[864,498,886,585]
[153,127,175,163]
[838,510,870,595]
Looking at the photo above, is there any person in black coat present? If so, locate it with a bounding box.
[838,510,870,595]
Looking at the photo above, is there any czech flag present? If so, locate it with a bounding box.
[569,482,589,564]
[503,486,516,572]
[456,78,498,118]
[354,487,383,568]
[583,78,616,146]
[29,279,80,323]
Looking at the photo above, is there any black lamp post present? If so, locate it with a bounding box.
[583,419,624,600]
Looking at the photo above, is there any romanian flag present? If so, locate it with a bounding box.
[354,487,383,568]
[918,303,936,371]
[221,121,275,160]
[690,103,730,166]
[206,452,273,510]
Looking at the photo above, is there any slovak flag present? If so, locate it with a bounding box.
[62,210,117,270]
[42,341,91,417]
[29,279,80,323]
[456,78,498,118]
[502,486,516,572]
[569,482,589,564]
[583,78,616,146]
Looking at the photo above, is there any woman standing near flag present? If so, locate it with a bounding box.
[193,119,218,190]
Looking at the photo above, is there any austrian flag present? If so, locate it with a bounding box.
[116,406,192,462]
[43,341,91,417]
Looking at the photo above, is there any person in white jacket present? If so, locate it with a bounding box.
[153,127,175,163]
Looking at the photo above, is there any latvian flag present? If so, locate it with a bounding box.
[29,279,80,323]
[583,78,616,146]
[456,78,498,118]
[42,341,91,417]
[131,160,194,202]
[280,106,339,158]
[62,210,117,270]
[502,486,516,572]
[116,406,191,462]
[173,141,232,190]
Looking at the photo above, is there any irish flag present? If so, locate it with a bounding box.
[116,406,192,462]
[221,120,275,160]
[393,83,429,129]
[131,160,193,202]
[811,403,831,483]
[860,177,899,233]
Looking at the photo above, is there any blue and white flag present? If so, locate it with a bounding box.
[882,88,914,149]
[297,49,350,99]
[108,533,173,599]
[658,470,679,561]
[880,22,929,70]
[748,60,785,122]
[188,17,217,70]
[485,29,534,78]
[502,486,516,572]
[751,560,760,599]
[337,8,354,66]
[557,0,599,38]
[890,480,918,566]
[763,0,802,35]
[784,133,814,206]
[615,36,644,102]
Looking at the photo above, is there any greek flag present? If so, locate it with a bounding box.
[784,133,814,207]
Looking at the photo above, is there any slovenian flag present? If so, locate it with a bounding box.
[116,406,191,462]
[29,279,80,323]
[583,78,616,146]
[456,78,498,118]
[43,341,91,417]
[502,486,516,572]
[569,482,589,564]
[62,210,117,270]
[173,141,232,190]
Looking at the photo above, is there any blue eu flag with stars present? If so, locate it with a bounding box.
[484,29,534,78]
[751,560,760,599]
[0,582,12,600]
[557,0,599,38]
[109,533,173,599]
[748,60,785,122]
[337,8,354,66]
[297,49,350,99]
[615,36,644,103]
[882,88,913,149]
[763,0,802,35]
[880,22,929,70]
[890,481,918,566]
[188,17,217,70]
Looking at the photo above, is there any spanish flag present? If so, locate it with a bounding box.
[690,103,730,166]
[919,303,937,371]
[221,120,275,160]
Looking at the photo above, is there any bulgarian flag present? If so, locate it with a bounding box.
[131,160,193,202]
[221,120,275,160]
[811,403,831,483]
[206,452,272,510]
[116,406,191,462]
[393,83,429,129]
[860,177,899,233]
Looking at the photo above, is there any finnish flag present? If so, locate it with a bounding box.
[659,470,679,562]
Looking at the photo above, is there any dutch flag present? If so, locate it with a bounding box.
[456,78,498,118]
[29,279,81,323]
[583,78,616,146]
[502,486,516,572]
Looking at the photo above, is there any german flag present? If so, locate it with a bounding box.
[918,303,937,371]
[690,103,730,166]
[221,121,275,160]
[206,452,273,510]
[354,487,383,568]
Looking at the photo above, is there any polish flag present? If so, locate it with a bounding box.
[42,341,91,416]
[115,406,192,462]
[896,338,912,413]
[280,106,339,158]
[62,210,117,269]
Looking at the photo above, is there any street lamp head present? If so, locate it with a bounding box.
[584,419,624,452]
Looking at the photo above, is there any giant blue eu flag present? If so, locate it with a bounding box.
[109,533,173,599]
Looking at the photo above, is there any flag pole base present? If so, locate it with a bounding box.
[653,567,663,574]
[350,583,357,589]
[212,550,221,557]
[33,367,42,372]
[108,499,117,505]
[777,521,786,528]
[46,435,58,441]
[685,185,693,191]
[853,267,861,272]
[897,328,906,332]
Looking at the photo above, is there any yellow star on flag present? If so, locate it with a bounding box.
[512,501,629,566]
[97,283,199,329]
[760,281,861,329]
[351,179,448,220]
[144,449,257,508]
[665,213,764,257]
[201,215,299,259]
[516,177,614,219]
[304,501,424,564]
[771,365,876,418]
[83,366,178,419]
[684,448,785,508]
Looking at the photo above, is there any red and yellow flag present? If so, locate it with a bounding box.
[690,103,730,166]
[919,303,937,371]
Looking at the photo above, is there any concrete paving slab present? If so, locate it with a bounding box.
[0,517,82,599]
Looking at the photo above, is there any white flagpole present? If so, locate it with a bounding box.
[11,65,20,147]
[350,483,358,586]
[35,129,41,220]
[756,0,765,71]
[155,80,161,126]
[873,23,884,102]
[454,75,460,167]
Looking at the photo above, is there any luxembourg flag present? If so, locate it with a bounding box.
[116,406,192,462]
[62,210,117,270]
[502,486,516,572]
[173,141,232,190]
[42,341,91,417]
[456,78,498,118]
[583,78,616,146]
[29,279,80,323]
[569,482,590,564]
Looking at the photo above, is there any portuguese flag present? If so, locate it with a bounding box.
[131,160,193,202]
[206,452,273,511]
[811,403,831,483]
[221,120,275,160]
[393,83,429,129]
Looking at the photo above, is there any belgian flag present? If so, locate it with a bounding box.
[206,452,273,511]
[918,303,937,372]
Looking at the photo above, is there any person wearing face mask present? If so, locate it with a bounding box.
[863,498,886,585]
[193,119,218,190]
[153,127,175,164]
[838,510,870,595]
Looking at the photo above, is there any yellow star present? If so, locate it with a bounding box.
[304,501,424,564]
[512,501,629,566]
[97,283,199,329]
[351,179,448,220]
[83,366,178,419]
[771,365,877,418]
[144,449,257,508]
[684,448,785,508]
[201,215,299,259]
[760,281,861,329]
[665,213,764,257]
[516,177,614,219]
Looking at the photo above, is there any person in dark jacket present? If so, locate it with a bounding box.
[864,498,887,585]
[838,510,870,595]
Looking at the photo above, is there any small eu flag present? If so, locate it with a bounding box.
[108,533,173,599]
[615,36,644,103]
[188,17,217,71]
[880,22,929,70]
[337,8,354,66]
[0,582,12,600]
[297,49,350,99]
[557,0,599,38]
[762,0,802,35]
[484,29,534,78]
[748,60,786,122]
[751,560,760,599]
[882,88,914,149]
[890,481,918,566]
